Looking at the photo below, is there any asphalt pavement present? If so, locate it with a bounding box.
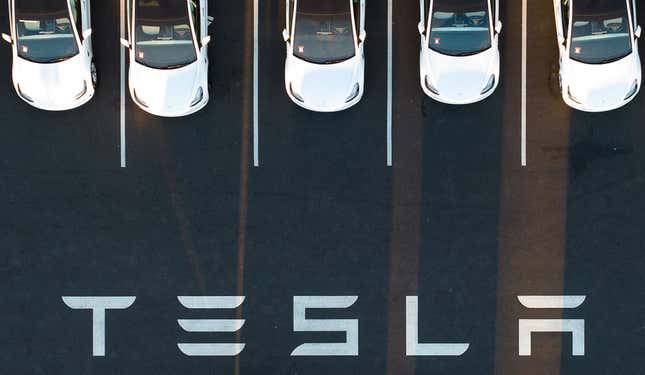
[1,1,644,375]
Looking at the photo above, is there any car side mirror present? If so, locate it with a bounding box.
[635,25,642,39]
[417,21,425,36]
[2,33,12,44]
[359,30,367,43]
[282,29,290,42]
[495,20,503,34]
[120,38,130,48]
[82,28,92,39]
[201,35,211,46]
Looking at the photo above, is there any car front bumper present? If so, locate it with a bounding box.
[130,90,210,118]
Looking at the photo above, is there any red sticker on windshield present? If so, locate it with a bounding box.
[574,46,582,54]
[138,51,145,58]
[434,37,440,45]
[298,46,304,53]
[21,45,28,53]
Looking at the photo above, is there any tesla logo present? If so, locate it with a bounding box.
[61,295,586,358]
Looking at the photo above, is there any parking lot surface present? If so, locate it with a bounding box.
[1,1,644,374]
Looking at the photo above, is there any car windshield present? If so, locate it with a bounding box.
[570,0,632,64]
[15,0,79,63]
[428,0,491,56]
[134,0,197,69]
[292,0,356,64]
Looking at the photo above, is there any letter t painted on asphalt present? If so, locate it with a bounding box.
[62,296,136,356]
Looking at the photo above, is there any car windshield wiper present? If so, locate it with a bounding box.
[453,50,481,57]
[164,63,188,69]
[321,55,355,64]
[44,56,72,63]
[597,53,630,64]
[430,44,491,57]
[323,58,346,64]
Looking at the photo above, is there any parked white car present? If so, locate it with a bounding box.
[554,0,641,112]
[2,0,96,111]
[283,0,366,112]
[121,0,211,117]
[418,0,501,104]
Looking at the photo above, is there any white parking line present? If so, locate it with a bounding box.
[387,0,393,167]
[253,0,259,167]
[120,0,126,168]
[521,0,527,167]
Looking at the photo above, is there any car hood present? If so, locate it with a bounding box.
[425,47,498,100]
[130,61,201,112]
[564,54,640,108]
[287,56,360,108]
[13,55,87,105]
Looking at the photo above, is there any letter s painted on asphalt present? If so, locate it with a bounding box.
[291,296,359,356]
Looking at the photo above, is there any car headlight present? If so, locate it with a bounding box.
[75,81,88,100]
[567,86,582,104]
[480,75,496,95]
[190,87,204,107]
[424,75,439,95]
[133,89,148,108]
[17,84,34,102]
[624,80,638,100]
[346,83,360,102]
[290,83,304,102]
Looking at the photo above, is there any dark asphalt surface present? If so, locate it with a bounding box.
[1,1,645,375]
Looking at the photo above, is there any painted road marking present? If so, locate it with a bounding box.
[387,0,393,167]
[253,0,259,167]
[120,0,126,168]
[521,0,527,166]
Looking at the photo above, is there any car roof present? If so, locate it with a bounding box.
[573,0,628,16]
[296,0,351,14]
[15,0,68,14]
[135,0,189,20]
[433,0,489,13]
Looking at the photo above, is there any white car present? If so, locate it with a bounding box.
[2,0,96,111]
[283,0,366,112]
[121,0,211,117]
[554,0,641,112]
[418,0,502,104]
